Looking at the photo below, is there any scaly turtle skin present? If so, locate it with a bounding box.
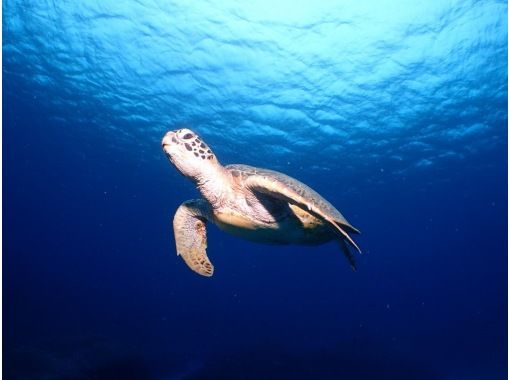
[162,128,361,277]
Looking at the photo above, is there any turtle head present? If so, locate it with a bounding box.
[162,128,219,179]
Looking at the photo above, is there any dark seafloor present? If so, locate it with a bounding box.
[3,1,508,379]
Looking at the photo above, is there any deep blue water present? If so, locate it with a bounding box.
[3,1,508,379]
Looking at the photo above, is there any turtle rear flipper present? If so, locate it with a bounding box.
[339,239,357,272]
[173,199,214,277]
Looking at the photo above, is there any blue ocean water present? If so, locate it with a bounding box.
[3,0,507,379]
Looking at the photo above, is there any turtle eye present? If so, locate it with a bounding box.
[182,133,193,139]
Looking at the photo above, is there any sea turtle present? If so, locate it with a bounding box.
[162,128,361,277]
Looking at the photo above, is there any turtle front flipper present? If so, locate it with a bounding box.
[244,173,361,257]
[173,199,214,277]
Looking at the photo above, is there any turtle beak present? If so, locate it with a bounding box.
[161,131,181,157]
[162,131,178,160]
[162,131,176,151]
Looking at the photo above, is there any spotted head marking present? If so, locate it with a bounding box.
[162,128,218,179]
